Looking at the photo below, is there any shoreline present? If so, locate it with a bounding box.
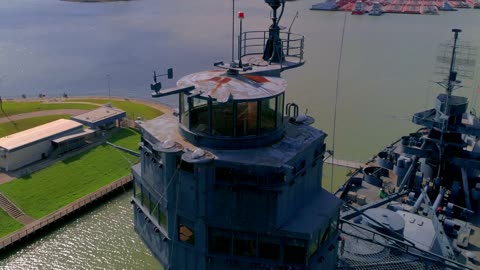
[9,95,173,115]
[61,0,131,3]
[0,95,170,253]
[0,176,132,253]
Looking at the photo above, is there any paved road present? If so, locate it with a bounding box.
[0,109,88,123]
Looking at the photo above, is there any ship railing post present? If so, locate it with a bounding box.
[238,35,242,66]
[287,32,291,56]
[243,32,246,56]
[263,31,266,52]
[300,36,304,63]
[280,39,283,71]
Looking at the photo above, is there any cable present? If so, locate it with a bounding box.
[331,12,348,192]
[0,97,18,131]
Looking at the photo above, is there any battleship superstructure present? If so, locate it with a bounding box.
[336,29,480,270]
[131,0,480,269]
[131,1,342,269]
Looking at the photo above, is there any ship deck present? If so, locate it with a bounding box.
[337,140,480,269]
[240,54,305,75]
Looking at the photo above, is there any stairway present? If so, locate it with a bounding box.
[0,193,24,219]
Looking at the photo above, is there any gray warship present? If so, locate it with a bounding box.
[130,0,480,269]
[336,29,480,270]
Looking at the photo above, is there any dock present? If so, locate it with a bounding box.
[324,157,363,169]
[311,0,480,15]
[0,175,132,251]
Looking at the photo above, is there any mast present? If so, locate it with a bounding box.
[436,29,462,178]
[444,29,462,117]
[263,0,285,63]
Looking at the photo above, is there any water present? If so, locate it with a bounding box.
[0,193,161,269]
[1,0,480,268]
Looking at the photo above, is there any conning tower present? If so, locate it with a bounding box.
[131,1,341,270]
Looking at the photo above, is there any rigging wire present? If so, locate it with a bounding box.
[331,11,348,192]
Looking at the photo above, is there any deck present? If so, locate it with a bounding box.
[324,157,363,169]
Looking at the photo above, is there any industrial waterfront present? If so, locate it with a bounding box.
[1,0,480,269]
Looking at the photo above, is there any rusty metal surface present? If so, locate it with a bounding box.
[177,70,287,102]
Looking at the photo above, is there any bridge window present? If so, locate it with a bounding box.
[209,228,231,255]
[134,182,141,200]
[159,211,167,230]
[136,187,168,231]
[212,101,234,136]
[190,97,209,134]
[260,97,276,132]
[276,94,284,126]
[142,190,151,210]
[236,101,258,136]
[151,200,167,231]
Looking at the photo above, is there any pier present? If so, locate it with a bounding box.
[311,0,480,15]
[0,175,132,251]
[324,157,363,169]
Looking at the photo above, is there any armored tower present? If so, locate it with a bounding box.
[132,2,341,269]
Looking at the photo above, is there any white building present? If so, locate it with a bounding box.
[0,119,84,171]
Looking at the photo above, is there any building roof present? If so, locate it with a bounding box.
[71,106,126,125]
[177,70,287,102]
[0,119,83,151]
[52,129,95,144]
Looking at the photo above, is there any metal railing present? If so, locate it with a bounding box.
[0,175,132,251]
[238,31,305,65]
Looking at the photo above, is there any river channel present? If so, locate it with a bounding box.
[1,0,480,268]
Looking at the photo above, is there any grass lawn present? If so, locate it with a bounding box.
[0,101,97,116]
[69,99,163,120]
[0,144,139,219]
[108,128,141,151]
[0,115,71,137]
[0,209,23,238]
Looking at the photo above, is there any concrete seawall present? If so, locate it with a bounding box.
[0,175,132,251]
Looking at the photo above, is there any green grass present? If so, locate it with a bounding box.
[0,208,23,237]
[0,115,71,137]
[108,128,141,151]
[0,144,139,219]
[69,99,163,120]
[0,101,97,116]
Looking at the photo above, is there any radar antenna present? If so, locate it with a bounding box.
[150,68,173,94]
[435,29,477,115]
[263,0,286,63]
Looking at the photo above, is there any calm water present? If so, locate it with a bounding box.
[1,0,480,268]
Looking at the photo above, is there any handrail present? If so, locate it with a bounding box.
[238,30,305,66]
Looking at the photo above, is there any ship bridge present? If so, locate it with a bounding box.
[177,70,286,149]
[132,1,343,269]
